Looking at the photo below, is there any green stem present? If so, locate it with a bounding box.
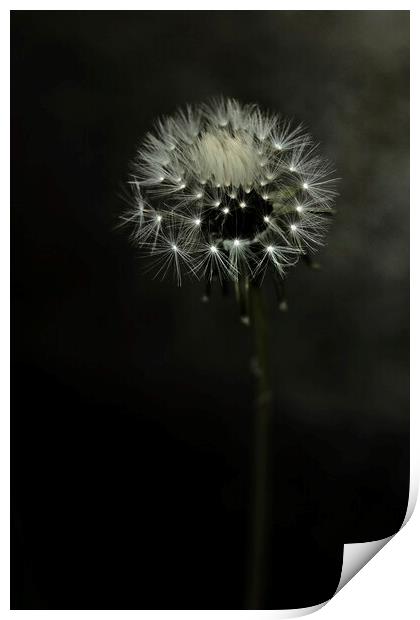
[247,282,272,609]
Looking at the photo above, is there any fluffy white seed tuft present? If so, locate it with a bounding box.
[126,98,338,284]
[190,130,260,187]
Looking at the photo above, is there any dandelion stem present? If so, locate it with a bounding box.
[248,281,272,609]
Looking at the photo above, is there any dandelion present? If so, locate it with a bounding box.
[125,98,337,288]
[123,98,338,609]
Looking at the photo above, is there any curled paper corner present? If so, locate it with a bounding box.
[272,536,396,618]
[334,535,393,594]
[271,473,418,618]
[336,467,418,596]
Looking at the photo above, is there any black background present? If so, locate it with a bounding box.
[11,11,409,610]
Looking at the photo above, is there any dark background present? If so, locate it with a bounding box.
[11,11,409,610]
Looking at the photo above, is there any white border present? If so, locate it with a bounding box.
[3,4,416,619]
[2,7,10,620]
[3,2,415,10]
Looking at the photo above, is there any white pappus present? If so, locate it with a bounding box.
[125,98,338,286]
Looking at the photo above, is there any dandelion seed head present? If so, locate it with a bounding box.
[126,97,338,284]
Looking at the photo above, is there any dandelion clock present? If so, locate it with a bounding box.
[123,98,338,608]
